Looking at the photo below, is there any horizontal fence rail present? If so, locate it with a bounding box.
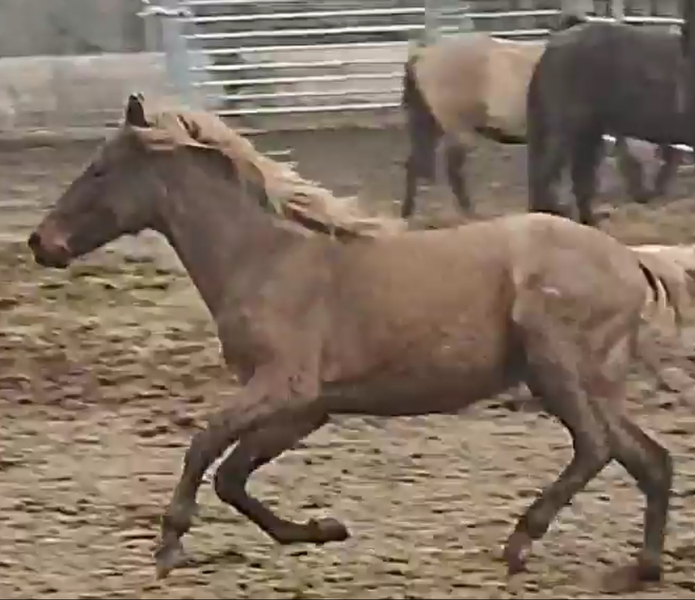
[176,0,426,116]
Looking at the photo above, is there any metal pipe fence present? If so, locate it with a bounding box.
[141,0,686,134]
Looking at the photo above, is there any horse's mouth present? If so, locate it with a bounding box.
[33,252,71,269]
[27,231,71,269]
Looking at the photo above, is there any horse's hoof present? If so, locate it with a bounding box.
[601,562,662,594]
[307,517,350,544]
[503,531,533,576]
[154,538,189,580]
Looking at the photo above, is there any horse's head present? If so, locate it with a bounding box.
[28,94,173,268]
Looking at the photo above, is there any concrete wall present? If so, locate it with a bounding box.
[0,0,146,57]
[0,53,183,133]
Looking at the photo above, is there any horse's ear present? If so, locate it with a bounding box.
[125,93,148,127]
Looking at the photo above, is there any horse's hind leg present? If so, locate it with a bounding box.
[510,293,672,590]
[600,409,672,591]
[402,106,442,219]
[528,130,570,218]
[573,333,671,591]
[402,154,421,219]
[504,312,612,575]
[571,131,604,226]
[443,140,472,214]
[213,411,349,545]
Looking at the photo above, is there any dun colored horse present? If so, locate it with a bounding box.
[526,7,691,226]
[402,20,680,219]
[29,95,688,592]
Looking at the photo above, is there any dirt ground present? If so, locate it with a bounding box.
[5,128,695,599]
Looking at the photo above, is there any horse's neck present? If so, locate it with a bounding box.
[153,169,302,319]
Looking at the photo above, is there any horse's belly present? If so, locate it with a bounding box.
[322,365,514,416]
[322,333,517,416]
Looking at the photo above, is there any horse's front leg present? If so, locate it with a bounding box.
[154,368,317,579]
[402,154,420,218]
[571,133,604,226]
[213,410,349,545]
[613,136,649,203]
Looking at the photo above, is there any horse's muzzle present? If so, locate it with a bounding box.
[27,229,71,269]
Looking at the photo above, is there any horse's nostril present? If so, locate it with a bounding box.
[27,231,40,250]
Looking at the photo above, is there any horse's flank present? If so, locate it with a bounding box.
[140,107,406,239]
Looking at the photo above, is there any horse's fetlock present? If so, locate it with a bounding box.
[162,501,197,536]
[636,550,663,581]
[517,507,552,540]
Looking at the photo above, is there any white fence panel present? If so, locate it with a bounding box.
[177,0,426,117]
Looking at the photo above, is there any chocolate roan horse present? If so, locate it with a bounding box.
[526,11,691,226]
[403,19,680,219]
[29,95,688,592]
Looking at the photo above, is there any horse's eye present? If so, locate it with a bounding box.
[92,166,106,179]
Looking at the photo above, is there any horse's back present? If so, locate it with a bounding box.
[533,22,682,136]
[322,214,645,405]
[340,213,640,311]
[543,21,678,73]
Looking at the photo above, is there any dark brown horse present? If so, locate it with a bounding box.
[403,19,683,220]
[525,9,691,226]
[28,95,688,592]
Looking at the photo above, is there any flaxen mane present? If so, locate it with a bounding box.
[140,106,405,238]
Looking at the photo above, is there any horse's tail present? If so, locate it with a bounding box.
[631,247,692,389]
[634,247,691,333]
[402,51,428,114]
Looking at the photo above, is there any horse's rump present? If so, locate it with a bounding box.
[631,246,691,332]
[483,39,545,138]
[408,34,545,143]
